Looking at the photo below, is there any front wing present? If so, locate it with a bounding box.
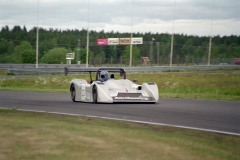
[112,93,156,103]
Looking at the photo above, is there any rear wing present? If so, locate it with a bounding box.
[64,67,126,81]
[64,67,98,76]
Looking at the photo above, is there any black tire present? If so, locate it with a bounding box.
[71,86,76,102]
[92,85,98,103]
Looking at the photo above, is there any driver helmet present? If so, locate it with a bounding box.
[100,70,109,81]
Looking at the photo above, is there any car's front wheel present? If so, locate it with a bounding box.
[71,85,76,102]
[92,85,98,103]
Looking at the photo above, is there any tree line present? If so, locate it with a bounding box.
[0,25,240,64]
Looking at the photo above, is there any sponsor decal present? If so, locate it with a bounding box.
[119,38,131,45]
[108,38,119,45]
[97,38,108,46]
[132,37,143,44]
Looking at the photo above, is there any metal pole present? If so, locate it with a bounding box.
[208,0,215,66]
[36,0,39,68]
[86,0,90,68]
[208,36,212,66]
[170,0,176,66]
[129,0,133,67]
[77,39,81,64]
[130,35,133,67]
[170,34,174,66]
[150,39,154,63]
[157,42,160,65]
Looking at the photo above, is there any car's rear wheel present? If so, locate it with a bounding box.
[71,86,76,102]
[92,85,98,103]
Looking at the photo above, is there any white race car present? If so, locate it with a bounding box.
[64,67,159,103]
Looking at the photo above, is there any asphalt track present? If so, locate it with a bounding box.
[0,91,240,136]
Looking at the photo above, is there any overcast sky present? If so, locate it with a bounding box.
[0,0,239,36]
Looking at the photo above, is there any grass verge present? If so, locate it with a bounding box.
[0,109,240,160]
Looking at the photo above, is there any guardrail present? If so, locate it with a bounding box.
[0,64,240,75]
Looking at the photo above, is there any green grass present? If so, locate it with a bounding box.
[1,70,240,100]
[0,109,240,160]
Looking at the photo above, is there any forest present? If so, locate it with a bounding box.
[0,25,240,65]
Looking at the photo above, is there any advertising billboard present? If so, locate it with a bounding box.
[108,38,119,45]
[132,37,143,44]
[97,37,143,46]
[119,38,131,45]
[97,38,108,46]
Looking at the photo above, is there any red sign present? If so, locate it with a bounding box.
[97,38,108,46]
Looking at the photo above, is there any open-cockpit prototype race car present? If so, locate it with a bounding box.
[64,67,159,103]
